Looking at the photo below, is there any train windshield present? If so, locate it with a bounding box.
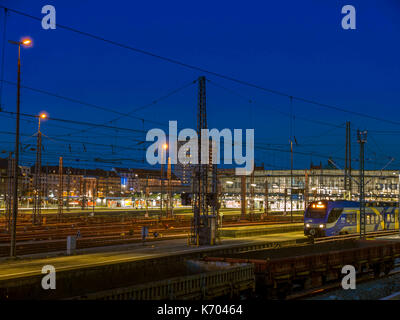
[305,203,327,219]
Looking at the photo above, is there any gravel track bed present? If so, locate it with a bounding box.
[309,271,400,300]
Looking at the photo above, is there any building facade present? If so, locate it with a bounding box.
[219,168,400,212]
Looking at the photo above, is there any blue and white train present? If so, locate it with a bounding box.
[304,200,399,237]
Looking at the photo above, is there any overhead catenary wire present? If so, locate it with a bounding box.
[0,79,196,130]
[0,5,398,173]
[0,8,7,110]
[0,108,397,170]
[0,5,398,128]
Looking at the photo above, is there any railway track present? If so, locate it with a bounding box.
[312,230,400,244]
[0,232,189,257]
[0,218,300,257]
[287,263,400,300]
[0,220,297,243]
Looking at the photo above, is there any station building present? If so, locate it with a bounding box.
[219,167,400,212]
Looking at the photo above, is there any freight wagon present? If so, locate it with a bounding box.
[69,260,255,300]
[204,239,400,299]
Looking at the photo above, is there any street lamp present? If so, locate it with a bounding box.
[32,112,47,224]
[9,37,32,257]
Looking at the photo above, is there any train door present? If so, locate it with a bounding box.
[370,207,384,231]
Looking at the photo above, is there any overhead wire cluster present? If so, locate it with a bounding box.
[0,5,397,172]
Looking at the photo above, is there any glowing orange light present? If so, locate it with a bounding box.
[21,38,32,46]
[40,113,47,119]
[163,144,168,150]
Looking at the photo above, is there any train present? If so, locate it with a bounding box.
[304,200,399,237]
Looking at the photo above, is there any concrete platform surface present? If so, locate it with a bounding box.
[0,231,305,282]
[221,222,302,231]
[220,223,303,238]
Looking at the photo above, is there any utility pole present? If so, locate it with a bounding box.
[290,140,293,222]
[58,157,63,218]
[345,121,352,199]
[66,169,71,211]
[92,179,96,215]
[80,178,83,210]
[304,170,309,210]
[358,130,367,239]
[210,141,219,244]
[160,161,163,217]
[289,96,294,222]
[81,169,87,210]
[264,176,269,216]
[33,114,44,225]
[167,156,172,218]
[10,44,20,255]
[398,172,400,237]
[214,161,220,227]
[250,170,255,220]
[9,38,32,257]
[160,144,167,218]
[241,175,246,219]
[145,175,149,218]
[284,188,287,215]
[6,152,14,232]
[45,163,49,209]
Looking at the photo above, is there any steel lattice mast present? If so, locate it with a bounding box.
[190,76,218,245]
[358,129,367,239]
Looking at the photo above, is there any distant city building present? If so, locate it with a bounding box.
[174,140,193,186]
[113,167,187,194]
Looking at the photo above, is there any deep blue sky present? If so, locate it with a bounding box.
[0,0,399,171]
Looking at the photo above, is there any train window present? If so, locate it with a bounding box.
[345,213,356,224]
[366,215,371,224]
[352,214,357,224]
[305,207,326,219]
[327,208,343,223]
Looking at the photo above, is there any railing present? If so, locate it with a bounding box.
[70,264,255,300]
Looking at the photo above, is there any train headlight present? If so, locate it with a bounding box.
[305,224,310,228]
[319,224,325,228]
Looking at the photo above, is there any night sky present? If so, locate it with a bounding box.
[0,0,399,172]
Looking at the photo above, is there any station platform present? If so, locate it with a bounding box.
[0,231,306,283]
[220,223,303,238]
